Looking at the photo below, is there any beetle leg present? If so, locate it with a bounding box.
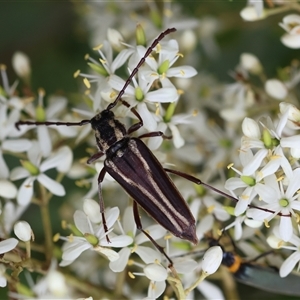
[138,131,172,140]
[87,151,105,164]
[123,103,144,134]
[163,168,240,203]
[97,167,110,243]
[132,201,174,267]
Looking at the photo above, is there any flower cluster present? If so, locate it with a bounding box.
[2,1,300,299]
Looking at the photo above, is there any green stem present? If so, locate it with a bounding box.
[265,3,300,17]
[184,271,207,296]
[39,183,53,263]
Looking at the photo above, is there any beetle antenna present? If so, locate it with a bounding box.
[106,27,176,111]
[15,119,91,130]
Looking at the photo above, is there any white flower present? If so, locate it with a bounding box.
[241,112,300,180]
[18,94,77,157]
[220,71,254,123]
[268,226,300,277]
[0,202,27,236]
[109,72,178,131]
[109,206,166,272]
[0,105,32,179]
[10,141,68,206]
[265,79,287,100]
[225,148,270,215]
[81,39,134,111]
[149,109,197,150]
[247,170,300,242]
[60,205,132,267]
[139,39,197,84]
[22,260,72,298]
[279,102,300,130]
[279,14,300,49]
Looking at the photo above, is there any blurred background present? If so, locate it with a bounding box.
[1,1,299,299]
[1,1,294,95]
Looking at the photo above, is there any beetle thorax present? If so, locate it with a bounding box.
[90,109,127,153]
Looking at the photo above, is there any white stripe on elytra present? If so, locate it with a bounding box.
[105,140,190,234]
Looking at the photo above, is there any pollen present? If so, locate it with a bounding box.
[177,89,184,95]
[83,78,91,89]
[180,70,185,76]
[67,234,74,242]
[155,103,160,116]
[100,58,106,65]
[127,259,134,266]
[277,176,284,182]
[53,233,60,242]
[192,110,198,117]
[131,244,137,253]
[38,88,45,97]
[217,229,223,236]
[0,64,7,70]
[164,233,172,240]
[164,8,172,17]
[73,70,80,78]
[84,54,89,60]
[207,205,215,213]
[128,271,135,279]
[156,43,161,53]
[240,194,249,200]
[278,240,284,248]
[61,220,67,229]
[110,91,117,99]
[264,220,270,228]
[227,163,234,169]
[93,44,103,51]
[176,52,184,58]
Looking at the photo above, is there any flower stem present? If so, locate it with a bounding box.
[39,183,53,263]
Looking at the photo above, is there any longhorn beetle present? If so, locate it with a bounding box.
[15,28,290,266]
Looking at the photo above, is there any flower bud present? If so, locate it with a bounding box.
[136,24,146,47]
[83,199,101,223]
[107,28,124,51]
[14,221,32,242]
[265,79,287,100]
[12,51,31,80]
[240,6,265,21]
[242,118,261,139]
[240,53,262,74]
[201,246,223,275]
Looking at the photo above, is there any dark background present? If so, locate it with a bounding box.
[0,1,298,299]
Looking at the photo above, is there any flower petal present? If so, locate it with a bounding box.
[166,66,197,78]
[17,177,34,206]
[109,247,131,272]
[37,126,52,157]
[37,173,65,196]
[2,139,31,152]
[280,251,300,277]
[0,179,17,199]
[0,238,18,254]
